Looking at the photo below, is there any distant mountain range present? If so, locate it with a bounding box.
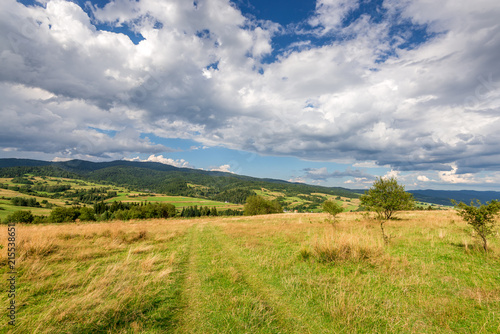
[409,189,500,206]
[1,158,499,206]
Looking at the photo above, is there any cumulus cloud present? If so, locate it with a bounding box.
[126,154,192,168]
[417,175,430,182]
[288,177,306,184]
[382,170,400,180]
[210,164,233,173]
[1,0,500,188]
[0,82,168,160]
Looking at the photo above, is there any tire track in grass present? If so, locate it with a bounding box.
[141,224,197,332]
[210,226,321,334]
[170,223,204,333]
[175,224,289,333]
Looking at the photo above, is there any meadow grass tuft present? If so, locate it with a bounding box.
[304,232,383,264]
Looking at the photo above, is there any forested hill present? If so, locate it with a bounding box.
[0,158,358,203]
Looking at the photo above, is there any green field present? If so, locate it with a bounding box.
[0,176,370,221]
[1,210,499,333]
[255,188,363,212]
[0,176,242,220]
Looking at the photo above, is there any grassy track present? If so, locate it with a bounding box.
[1,211,499,333]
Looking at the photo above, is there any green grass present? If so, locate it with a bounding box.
[107,194,243,209]
[0,199,52,220]
[0,176,243,221]
[1,211,499,333]
[254,189,361,212]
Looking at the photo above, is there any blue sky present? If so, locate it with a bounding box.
[1,0,500,190]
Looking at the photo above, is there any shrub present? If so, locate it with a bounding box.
[244,195,282,216]
[361,177,414,244]
[453,200,500,252]
[49,207,80,223]
[322,200,343,224]
[79,207,96,221]
[32,216,49,224]
[360,177,414,220]
[5,210,34,223]
[302,234,382,264]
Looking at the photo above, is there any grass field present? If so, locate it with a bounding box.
[1,210,499,333]
[255,188,362,212]
[112,196,243,210]
[0,176,242,220]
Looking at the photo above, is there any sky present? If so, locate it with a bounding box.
[1,0,500,190]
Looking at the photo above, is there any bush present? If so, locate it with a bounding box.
[301,235,382,264]
[32,216,49,224]
[11,197,41,207]
[360,177,414,220]
[361,177,414,244]
[244,195,282,216]
[453,200,500,252]
[49,207,80,223]
[322,200,343,223]
[5,210,34,223]
[79,207,96,221]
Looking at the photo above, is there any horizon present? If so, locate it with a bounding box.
[1,0,500,191]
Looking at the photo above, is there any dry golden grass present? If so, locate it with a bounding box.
[305,232,384,263]
[1,210,499,333]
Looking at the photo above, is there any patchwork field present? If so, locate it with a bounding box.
[255,188,363,212]
[0,176,242,221]
[1,210,499,333]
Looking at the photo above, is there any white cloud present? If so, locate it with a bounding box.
[0,82,168,159]
[309,0,360,34]
[126,154,192,168]
[51,157,72,162]
[438,165,478,184]
[288,177,306,183]
[210,164,233,173]
[344,177,373,188]
[417,175,430,182]
[383,170,400,180]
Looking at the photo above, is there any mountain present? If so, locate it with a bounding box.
[351,188,500,206]
[409,189,500,206]
[3,158,498,206]
[0,158,358,203]
[0,158,53,168]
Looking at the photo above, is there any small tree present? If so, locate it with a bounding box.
[244,195,282,216]
[5,210,34,223]
[453,200,500,252]
[360,177,414,243]
[322,200,343,225]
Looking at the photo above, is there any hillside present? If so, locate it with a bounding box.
[3,158,499,208]
[0,159,359,212]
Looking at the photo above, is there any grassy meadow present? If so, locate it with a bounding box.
[0,176,243,221]
[255,188,362,212]
[1,210,499,333]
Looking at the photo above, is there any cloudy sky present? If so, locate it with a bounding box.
[1,0,499,190]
